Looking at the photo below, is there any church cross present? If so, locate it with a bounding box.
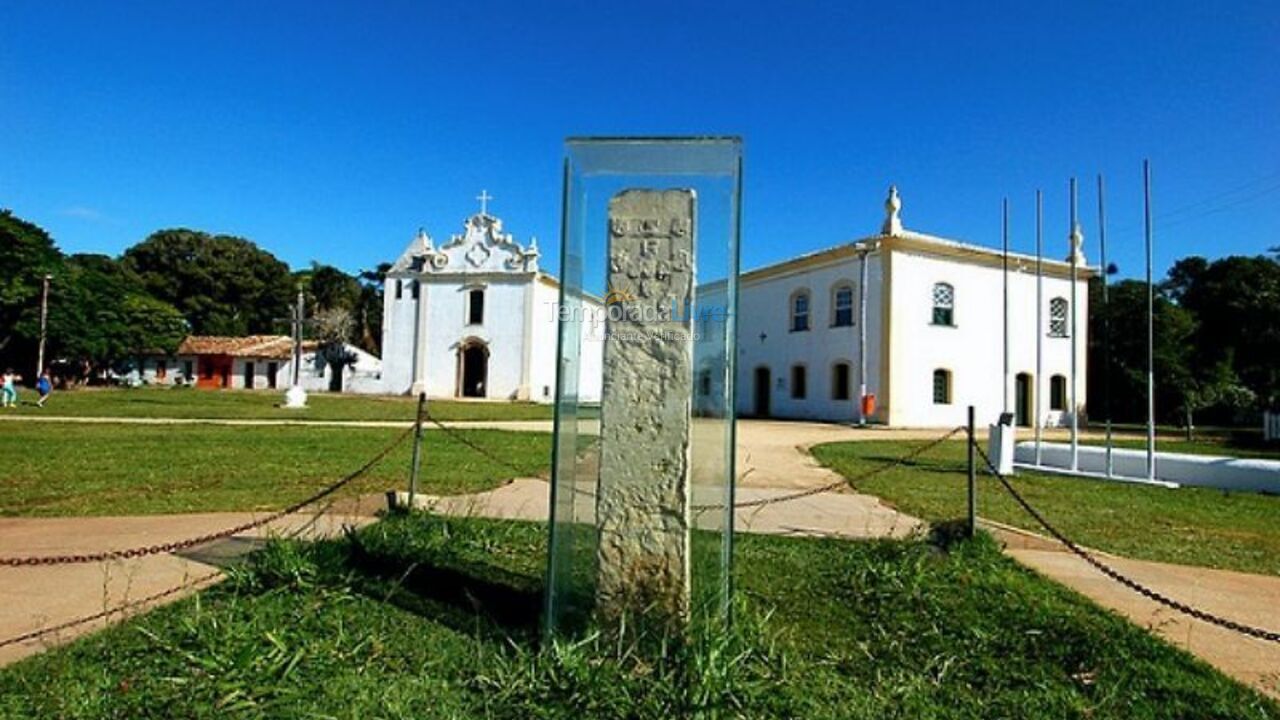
[476,189,494,215]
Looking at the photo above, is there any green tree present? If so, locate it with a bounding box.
[0,210,62,372]
[1088,279,1197,426]
[354,263,389,356]
[1164,255,1280,411]
[45,254,187,376]
[122,229,293,336]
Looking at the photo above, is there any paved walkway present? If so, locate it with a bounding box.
[0,505,379,666]
[0,416,1275,700]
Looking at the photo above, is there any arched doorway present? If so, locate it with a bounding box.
[1015,372,1032,427]
[753,366,771,417]
[458,341,489,398]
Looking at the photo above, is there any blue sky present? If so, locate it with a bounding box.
[2,1,1277,281]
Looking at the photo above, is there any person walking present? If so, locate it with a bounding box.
[35,370,52,408]
[1,369,17,408]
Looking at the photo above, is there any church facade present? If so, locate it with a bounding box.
[380,188,1092,428]
[379,206,602,403]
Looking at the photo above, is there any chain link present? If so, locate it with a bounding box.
[974,441,1280,645]
[0,570,223,650]
[694,426,965,511]
[421,408,547,478]
[0,425,414,568]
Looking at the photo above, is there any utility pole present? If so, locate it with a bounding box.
[1002,198,1010,417]
[1143,160,1156,481]
[35,274,51,379]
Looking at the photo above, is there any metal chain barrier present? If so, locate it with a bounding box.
[973,441,1280,645]
[695,425,966,512]
[421,407,547,478]
[0,425,414,568]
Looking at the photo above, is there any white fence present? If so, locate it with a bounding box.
[1266,411,1280,442]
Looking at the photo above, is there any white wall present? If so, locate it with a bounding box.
[886,249,1088,428]
[731,251,883,422]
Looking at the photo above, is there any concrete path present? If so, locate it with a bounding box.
[0,505,378,667]
[990,522,1280,699]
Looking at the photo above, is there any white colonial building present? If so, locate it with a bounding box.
[380,202,603,402]
[710,187,1093,427]
[381,188,1091,428]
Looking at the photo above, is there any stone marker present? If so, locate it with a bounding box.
[596,188,697,622]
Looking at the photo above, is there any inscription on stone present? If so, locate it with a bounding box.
[597,189,696,621]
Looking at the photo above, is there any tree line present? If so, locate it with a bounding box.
[1087,251,1280,431]
[0,209,387,383]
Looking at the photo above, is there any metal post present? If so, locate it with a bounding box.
[967,404,977,538]
[1069,178,1079,472]
[408,391,426,509]
[1002,198,1010,417]
[857,248,869,425]
[36,274,51,379]
[1098,174,1114,477]
[1034,191,1044,466]
[1143,160,1156,481]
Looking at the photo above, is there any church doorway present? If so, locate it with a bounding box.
[753,366,771,417]
[1015,372,1032,427]
[458,341,489,398]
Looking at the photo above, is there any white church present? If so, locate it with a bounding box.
[379,188,1092,428]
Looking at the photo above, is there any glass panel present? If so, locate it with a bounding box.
[546,137,741,637]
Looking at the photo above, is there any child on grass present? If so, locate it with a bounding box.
[36,371,52,408]
[1,369,17,408]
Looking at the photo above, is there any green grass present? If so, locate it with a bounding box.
[0,514,1275,718]
[0,423,550,516]
[2,386,554,421]
[812,439,1280,576]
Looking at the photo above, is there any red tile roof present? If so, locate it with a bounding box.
[176,335,295,359]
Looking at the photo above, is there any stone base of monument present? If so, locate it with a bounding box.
[283,386,308,409]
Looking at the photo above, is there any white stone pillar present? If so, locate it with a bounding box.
[596,189,696,622]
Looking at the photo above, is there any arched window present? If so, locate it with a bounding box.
[790,290,810,332]
[1050,374,1067,411]
[932,369,952,405]
[468,288,485,325]
[791,364,808,399]
[931,283,955,326]
[1049,297,1068,338]
[831,362,851,400]
[831,284,854,327]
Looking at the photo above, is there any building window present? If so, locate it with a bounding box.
[832,284,854,327]
[468,288,485,325]
[698,370,712,396]
[394,279,403,300]
[791,365,807,399]
[932,369,952,405]
[183,360,194,380]
[1050,375,1067,411]
[932,283,955,326]
[832,362,851,400]
[790,291,810,332]
[267,362,279,389]
[1049,297,1069,338]
[410,280,420,300]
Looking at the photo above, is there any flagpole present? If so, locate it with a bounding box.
[1069,178,1079,473]
[1002,197,1010,418]
[1097,174,1113,477]
[1034,190,1044,466]
[1144,160,1156,480]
